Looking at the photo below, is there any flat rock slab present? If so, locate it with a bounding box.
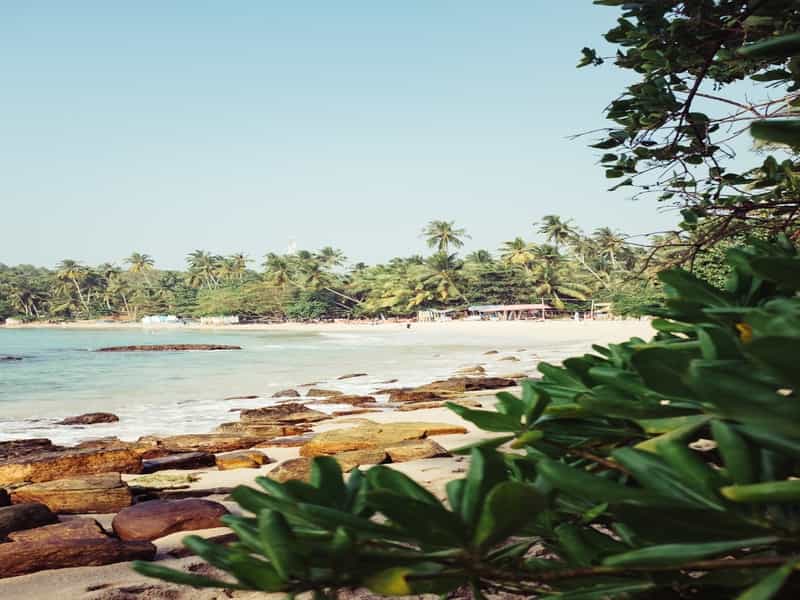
[0,447,142,487]
[96,344,241,352]
[300,421,467,457]
[216,450,271,470]
[337,373,368,380]
[269,448,388,483]
[142,451,216,473]
[137,433,270,454]
[256,435,314,448]
[11,473,133,514]
[214,422,308,438]
[306,388,343,398]
[129,472,199,490]
[384,439,450,462]
[112,498,229,541]
[57,412,119,425]
[0,502,57,538]
[311,395,376,406]
[0,439,60,461]
[0,518,156,578]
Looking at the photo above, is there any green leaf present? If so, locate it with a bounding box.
[310,456,347,508]
[366,465,442,506]
[711,420,758,485]
[450,435,515,455]
[132,561,244,590]
[721,480,800,503]
[751,120,800,148]
[736,560,800,600]
[738,33,800,58]
[630,347,695,398]
[461,448,508,527]
[446,402,521,432]
[472,481,545,549]
[540,579,655,600]
[603,536,777,567]
[658,269,732,307]
[746,336,800,390]
[366,490,465,546]
[257,510,303,581]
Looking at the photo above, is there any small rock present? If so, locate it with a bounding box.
[306,388,343,398]
[10,473,133,514]
[498,356,520,362]
[216,450,271,470]
[0,356,23,361]
[272,389,300,398]
[239,403,329,424]
[223,394,259,401]
[456,365,486,376]
[0,503,57,538]
[129,472,200,490]
[112,499,229,541]
[57,412,119,426]
[374,379,399,384]
[141,451,216,473]
[483,350,499,355]
[337,373,368,380]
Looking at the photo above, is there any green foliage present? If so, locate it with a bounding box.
[138,237,800,598]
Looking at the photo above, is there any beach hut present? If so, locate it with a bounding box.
[467,303,552,321]
[417,309,455,322]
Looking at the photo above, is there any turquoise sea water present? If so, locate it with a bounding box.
[0,326,572,445]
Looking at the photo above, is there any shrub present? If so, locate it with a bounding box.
[136,237,800,599]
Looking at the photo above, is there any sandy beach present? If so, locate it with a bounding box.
[0,320,654,599]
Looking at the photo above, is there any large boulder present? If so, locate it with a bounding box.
[0,447,142,487]
[141,451,216,473]
[57,412,119,426]
[0,518,156,578]
[216,450,271,470]
[300,422,467,457]
[0,503,57,538]
[112,499,229,541]
[10,473,133,514]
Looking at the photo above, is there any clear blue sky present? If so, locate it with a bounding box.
[0,1,677,270]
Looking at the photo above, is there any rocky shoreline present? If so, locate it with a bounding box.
[0,370,523,595]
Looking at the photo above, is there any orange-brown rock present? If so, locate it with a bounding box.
[300,422,467,458]
[239,403,330,424]
[136,433,268,454]
[10,473,133,514]
[112,499,228,541]
[256,435,314,448]
[416,376,516,393]
[214,422,301,438]
[0,503,57,538]
[396,398,482,412]
[0,439,60,461]
[333,408,382,417]
[0,518,156,578]
[215,450,271,470]
[0,447,142,487]
[141,451,216,473]
[306,388,343,398]
[384,439,450,462]
[269,448,388,483]
[272,389,300,398]
[310,394,376,405]
[388,390,451,403]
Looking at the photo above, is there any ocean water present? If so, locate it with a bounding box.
[0,326,588,445]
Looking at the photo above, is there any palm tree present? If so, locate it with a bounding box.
[230,253,248,281]
[533,264,591,309]
[263,253,295,291]
[465,249,493,264]
[55,259,89,312]
[125,252,155,286]
[186,250,220,288]
[537,215,577,250]
[316,247,346,269]
[421,252,464,304]
[422,221,470,253]
[593,227,626,270]
[500,238,535,269]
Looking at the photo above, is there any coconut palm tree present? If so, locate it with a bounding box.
[537,215,577,250]
[421,252,464,303]
[55,259,89,312]
[422,221,470,253]
[263,253,295,291]
[533,264,591,309]
[465,249,493,264]
[316,247,346,269]
[186,250,220,288]
[500,238,535,269]
[593,227,626,270]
